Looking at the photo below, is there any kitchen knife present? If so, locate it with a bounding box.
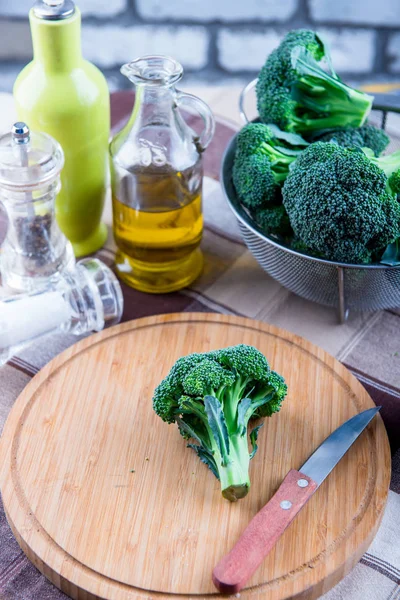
[212,407,380,594]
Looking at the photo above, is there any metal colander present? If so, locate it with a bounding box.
[221,87,400,323]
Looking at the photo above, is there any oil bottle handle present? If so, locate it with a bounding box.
[239,78,258,124]
[175,91,216,152]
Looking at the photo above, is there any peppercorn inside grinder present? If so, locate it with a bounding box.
[0,122,75,292]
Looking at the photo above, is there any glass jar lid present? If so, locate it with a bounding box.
[0,122,64,192]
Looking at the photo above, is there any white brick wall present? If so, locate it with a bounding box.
[310,0,400,27]
[0,0,32,17]
[388,34,400,73]
[82,25,209,70]
[0,0,397,93]
[217,30,283,71]
[318,28,376,74]
[78,0,126,17]
[0,21,32,60]
[217,27,376,74]
[136,0,297,22]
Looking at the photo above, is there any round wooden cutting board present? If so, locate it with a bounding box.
[0,313,390,600]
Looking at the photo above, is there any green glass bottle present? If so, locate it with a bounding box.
[14,0,109,257]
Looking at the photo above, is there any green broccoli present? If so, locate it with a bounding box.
[290,237,322,256]
[253,204,292,236]
[153,345,287,502]
[256,30,373,134]
[232,122,307,210]
[315,124,389,156]
[282,142,400,264]
[389,171,400,195]
[233,153,281,210]
[367,150,400,195]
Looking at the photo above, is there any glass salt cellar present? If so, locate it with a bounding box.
[0,122,75,292]
[110,55,215,293]
[0,257,124,367]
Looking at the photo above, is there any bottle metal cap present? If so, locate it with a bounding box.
[32,0,75,20]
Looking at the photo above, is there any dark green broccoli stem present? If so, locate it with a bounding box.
[290,48,373,132]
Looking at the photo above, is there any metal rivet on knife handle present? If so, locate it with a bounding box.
[280,500,292,510]
[297,479,309,487]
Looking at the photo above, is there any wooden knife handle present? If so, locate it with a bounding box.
[212,469,318,594]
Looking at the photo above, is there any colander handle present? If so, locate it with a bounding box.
[371,93,400,113]
[239,78,258,124]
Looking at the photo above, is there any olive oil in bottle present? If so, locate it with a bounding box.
[109,55,215,293]
[112,165,203,293]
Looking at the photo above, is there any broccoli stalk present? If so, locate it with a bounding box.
[254,141,301,182]
[153,345,287,501]
[184,402,253,502]
[289,48,373,133]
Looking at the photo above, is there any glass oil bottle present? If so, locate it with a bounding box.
[110,55,215,293]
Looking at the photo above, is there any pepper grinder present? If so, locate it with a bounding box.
[0,122,75,292]
[14,0,110,257]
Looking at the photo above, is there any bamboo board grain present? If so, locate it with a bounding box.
[0,313,391,600]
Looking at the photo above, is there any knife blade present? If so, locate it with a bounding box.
[212,407,380,594]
